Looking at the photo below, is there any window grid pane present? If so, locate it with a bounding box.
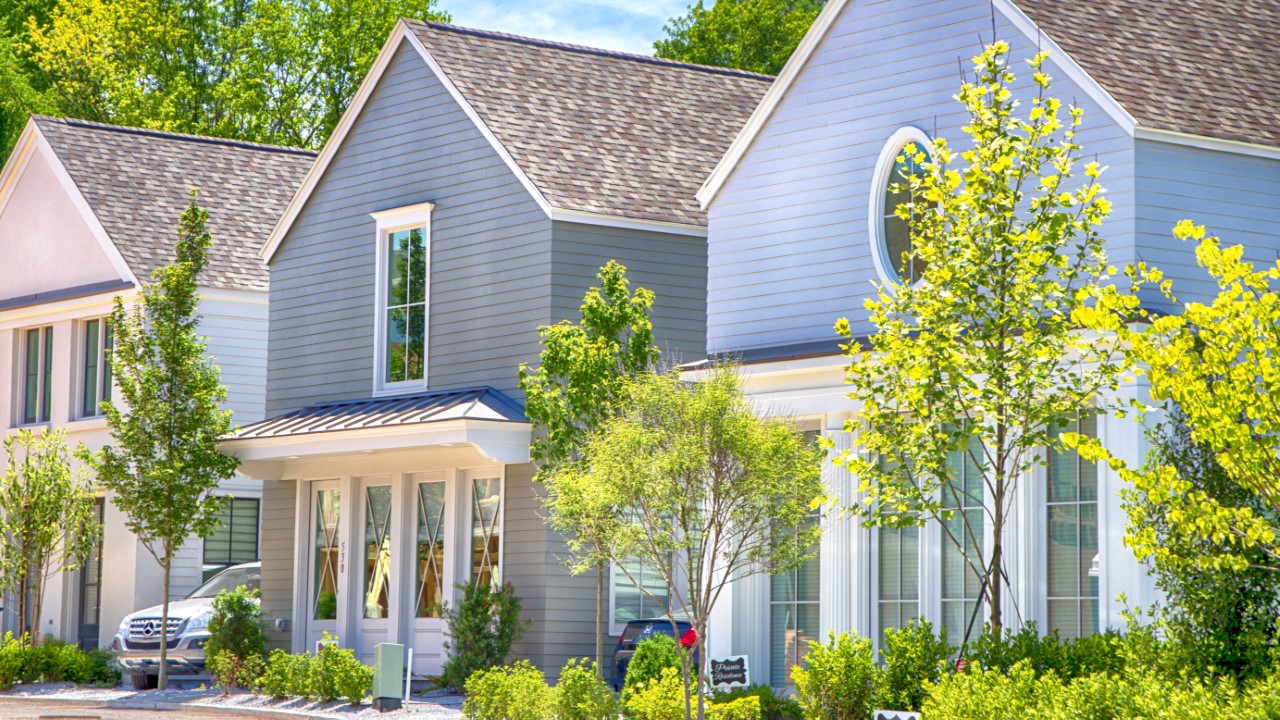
[941,435,984,641]
[384,228,427,384]
[878,523,919,647]
[83,320,99,418]
[1046,413,1100,639]
[771,515,820,688]
[202,498,261,582]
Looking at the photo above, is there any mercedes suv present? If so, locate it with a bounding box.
[111,561,260,689]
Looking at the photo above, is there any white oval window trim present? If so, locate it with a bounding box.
[868,126,937,287]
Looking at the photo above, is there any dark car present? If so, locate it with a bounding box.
[612,618,698,689]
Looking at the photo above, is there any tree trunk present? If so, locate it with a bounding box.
[16,572,29,641]
[595,561,604,677]
[158,559,171,690]
[694,621,707,720]
[988,526,1004,630]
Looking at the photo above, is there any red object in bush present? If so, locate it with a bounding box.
[680,628,697,647]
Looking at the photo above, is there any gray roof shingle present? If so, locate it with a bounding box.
[1016,0,1280,147]
[405,21,773,227]
[35,116,316,291]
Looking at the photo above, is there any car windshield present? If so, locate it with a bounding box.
[188,566,260,598]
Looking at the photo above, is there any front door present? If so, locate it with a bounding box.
[357,479,393,663]
[409,472,449,675]
[76,498,105,649]
[306,482,342,651]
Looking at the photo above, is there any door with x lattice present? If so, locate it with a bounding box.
[306,481,342,651]
[357,479,394,661]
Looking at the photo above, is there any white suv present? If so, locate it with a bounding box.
[111,561,260,689]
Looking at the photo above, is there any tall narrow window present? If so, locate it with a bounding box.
[21,327,53,425]
[415,478,446,618]
[313,489,341,620]
[202,497,260,581]
[1047,413,1099,638]
[612,557,670,631]
[363,485,392,619]
[471,476,502,589]
[877,523,919,646]
[384,227,427,386]
[941,437,985,640]
[770,515,819,688]
[81,319,113,418]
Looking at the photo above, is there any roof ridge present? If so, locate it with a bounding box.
[406,19,775,82]
[33,115,318,157]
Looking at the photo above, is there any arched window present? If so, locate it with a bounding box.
[870,128,935,285]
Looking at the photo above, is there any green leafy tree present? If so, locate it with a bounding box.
[83,191,240,689]
[546,365,824,720]
[1070,222,1280,573]
[517,260,660,673]
[0,428,100,643]
[836,42,1121,635]
[0,0,449,162]
[654,0,824,75]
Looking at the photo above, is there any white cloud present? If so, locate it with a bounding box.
[445,0,692,55]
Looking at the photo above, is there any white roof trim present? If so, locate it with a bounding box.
[1134,126,1280,161]
[0,119,140,286]
[260,21,554,263]
[550,208,707,237]
[697,0,1138,209]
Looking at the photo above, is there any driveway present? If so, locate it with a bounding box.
[0,698,262,719]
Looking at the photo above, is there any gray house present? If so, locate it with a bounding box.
[222,20,769,677]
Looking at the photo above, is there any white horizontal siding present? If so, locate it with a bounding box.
[706,0,1136,353]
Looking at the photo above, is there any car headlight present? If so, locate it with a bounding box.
[186,610,214,632]
[118,618,132,636]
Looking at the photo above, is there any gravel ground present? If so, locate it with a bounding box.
[0,682,464,719]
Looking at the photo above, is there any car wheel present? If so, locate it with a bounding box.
[127,671,158,690]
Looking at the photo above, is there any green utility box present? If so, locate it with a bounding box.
[372,642,405,712]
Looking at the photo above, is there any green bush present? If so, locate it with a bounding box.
[441,582,529,692]
[922,661,1058,720]
[880,619,951,711]
[709,695,762,720]
[554,658,617,720]
[257,648,312,699]
[207,650,265,695]
[310,640,372,705]
[624,633,683,699]
[206,586,266,692]
[463,660,555,720]
[0,634,118,689]
[711,684,800,720]
[791,632,880,720]
[623,666,691,720]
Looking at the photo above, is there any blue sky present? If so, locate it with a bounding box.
[446,0,693,55]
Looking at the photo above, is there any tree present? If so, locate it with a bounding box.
[654,0,824,75]
[517,260,660,674]
[0,0,449,163]
[835,42,1121,636]
[0,427,100,642]
[0,0,57,159]
[1070,221,1280,574]
[546,365,824,720]
[83,191,240,689]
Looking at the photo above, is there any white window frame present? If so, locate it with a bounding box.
[77,317,112,419]
[1041,411,1101,639]
[868,126,936,288]
[371,202,434,396]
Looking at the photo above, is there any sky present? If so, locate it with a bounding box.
[446,0,693,55]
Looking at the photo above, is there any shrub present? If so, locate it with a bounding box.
[205,586,266,692]
[0,634,119,688]
[624,633,682,698]
[921,661,1058,720]
[310,640,373,706]
[441,582,529,692]
[207,650,265,695]
[623,666,689,720]
[964,623,1067,678]
[0,634,24,689]
[257,648,312,699]
[711,684,800,720]
[1060,630,1124,679]
[709,695,762,720]
[791,632,879,720]
[880,619,951,711]
[463,660,555,720]
[554,658,617,720]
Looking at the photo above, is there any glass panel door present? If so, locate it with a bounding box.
[362,485,392,619]
[416,480,446,618]
[471,476,502,589]
[313,488,341,621]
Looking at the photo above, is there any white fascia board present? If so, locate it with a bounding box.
[221,418,532,465]
[1134,126,1280,161]
[550,208,707,237]
[0,286,138,327]
[696,0,849,210]
[0,121,139,286]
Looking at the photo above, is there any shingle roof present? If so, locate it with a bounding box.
[405,20,773,226]
[232,387,527,439]
[35,117,316,291]
[1016,0,1280,147]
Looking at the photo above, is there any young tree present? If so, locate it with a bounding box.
[546,365,824,720]
[836,43,1121,636]
[654,0,824,75]
[84,191,240,689]
[1071,221,1280,574]
[517,260,660,673]
[0,428,99,642]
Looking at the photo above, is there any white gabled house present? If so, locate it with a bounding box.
[695,0,1280,688]
[0,116,314,649]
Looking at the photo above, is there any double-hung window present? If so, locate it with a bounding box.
[81,319,113,418]
[611,557,671,634]
[1046,413,1099,638]
[372,203,433,394]
[770,514,819,688]
[940,435,985,640]
[20,327,53,425]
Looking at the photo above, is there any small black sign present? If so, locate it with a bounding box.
[709,656,749,688]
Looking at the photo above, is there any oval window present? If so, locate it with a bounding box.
[871,130,935,285]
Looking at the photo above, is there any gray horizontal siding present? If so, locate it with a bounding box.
[1134,138,1280,311]
[260,479,296,652]
[706,0,1135,354]
[267,39,552,414]
[551,222,708,365]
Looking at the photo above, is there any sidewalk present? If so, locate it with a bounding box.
[0,682,464,719]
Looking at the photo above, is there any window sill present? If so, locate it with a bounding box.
[63,417,109,432]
